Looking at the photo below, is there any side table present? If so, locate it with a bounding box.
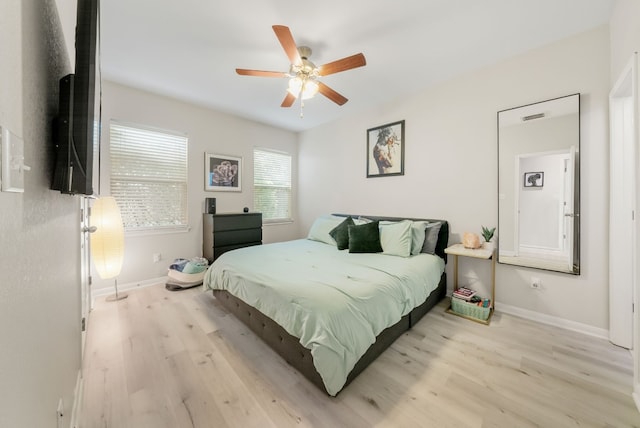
[444,243,495,325]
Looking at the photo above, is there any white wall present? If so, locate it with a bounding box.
[610,0,640,84]
[93,81,299,292]
[0,1,82,427]
[298,26,610,331]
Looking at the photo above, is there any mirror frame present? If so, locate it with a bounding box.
[497,93,580,275]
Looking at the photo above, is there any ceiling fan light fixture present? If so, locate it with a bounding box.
[287,76,319,100]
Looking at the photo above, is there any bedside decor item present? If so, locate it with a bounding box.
[462,232,481,249]
[91,197,126,301]
[205,153,242,192]
[367,120,405,178]
[481,226,496,252]
[481,226,495,242]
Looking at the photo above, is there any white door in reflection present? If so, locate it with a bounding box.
[514,148,575,271]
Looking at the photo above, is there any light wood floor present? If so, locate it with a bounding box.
[80,283,640,427]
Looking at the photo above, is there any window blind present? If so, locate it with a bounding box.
[110,122,188,231]
[253,148,292,222]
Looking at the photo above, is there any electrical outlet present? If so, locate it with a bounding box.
[153,253,161,263]
[531,277,542,289]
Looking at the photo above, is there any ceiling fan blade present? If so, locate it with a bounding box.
[281,92,296,108]
[318,53,366,76]
[272,25,302,65]
[317,82,348,106]
[236,69,287,78]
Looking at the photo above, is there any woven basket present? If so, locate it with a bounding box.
[451,297,491,321]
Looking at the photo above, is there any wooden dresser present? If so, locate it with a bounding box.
[202,212,262,262]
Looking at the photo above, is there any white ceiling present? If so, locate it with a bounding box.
[100,0,614,133]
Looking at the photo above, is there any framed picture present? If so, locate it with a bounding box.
[524,171,544,188]
[367,120,405,178]
[205,153,242,191]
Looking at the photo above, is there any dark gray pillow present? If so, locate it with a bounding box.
[421,221,442,254]
[329,216,355,250]
[348,221,383,253]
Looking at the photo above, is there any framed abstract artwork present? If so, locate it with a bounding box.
[205,153,242,191]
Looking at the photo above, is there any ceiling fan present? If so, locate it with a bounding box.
[236,25,366,110]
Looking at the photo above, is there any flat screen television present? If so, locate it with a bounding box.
[52,0,101,196]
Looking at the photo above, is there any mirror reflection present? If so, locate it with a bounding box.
[498,94,580,274]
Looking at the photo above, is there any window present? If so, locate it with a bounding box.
[110,121,188,231]
[253,148,292,222]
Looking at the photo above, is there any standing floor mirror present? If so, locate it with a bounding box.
[497,93,580,274]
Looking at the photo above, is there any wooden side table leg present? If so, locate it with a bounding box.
[453,254,459,291]
[491,252,496,310]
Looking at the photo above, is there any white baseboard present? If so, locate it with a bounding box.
[496,301,609,340]
[91,276,168,301]
[69,370,82,428]
[634,384,640,413]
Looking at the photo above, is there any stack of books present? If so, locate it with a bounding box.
[452,287,491,308]
[452,287,476,301]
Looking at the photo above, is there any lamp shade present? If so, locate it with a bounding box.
[90,197,124,279]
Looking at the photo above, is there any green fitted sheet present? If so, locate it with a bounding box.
[204,239,445,395]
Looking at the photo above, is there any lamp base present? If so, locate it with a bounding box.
[105,292,128,302]
[105,277,127,302]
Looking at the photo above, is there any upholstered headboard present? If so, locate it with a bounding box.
[332,214,449,263]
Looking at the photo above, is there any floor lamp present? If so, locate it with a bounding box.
[91,197,127,301]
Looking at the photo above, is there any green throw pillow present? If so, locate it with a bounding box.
[329,216,355,250]
[348,221,383,253]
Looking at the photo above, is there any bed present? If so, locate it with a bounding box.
[204,214,449,396]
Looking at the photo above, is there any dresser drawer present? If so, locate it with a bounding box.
[208,213,262,232]
[213,228,262,247]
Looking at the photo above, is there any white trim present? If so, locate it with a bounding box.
[634,388,640,413]
[496,301,609,340]
[91,276,168,300]
[69,370,83,428]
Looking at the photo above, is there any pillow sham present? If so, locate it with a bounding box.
[307,215,344,246]
[422,221,442,254]
[348,221,383,253]
[329,216,355,250]
[410,221,429,255]
[379,220,413,257]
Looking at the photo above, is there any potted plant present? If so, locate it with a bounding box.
[481,226,495,251]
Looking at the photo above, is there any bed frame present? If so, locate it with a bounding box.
[212,215,449,395]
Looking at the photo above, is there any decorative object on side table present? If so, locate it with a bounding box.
[481,226,496,252]
[462,232,481,249]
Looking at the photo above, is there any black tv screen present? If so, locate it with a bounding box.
[52,0,101,196]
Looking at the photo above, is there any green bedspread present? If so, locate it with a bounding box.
[204,239,445,395]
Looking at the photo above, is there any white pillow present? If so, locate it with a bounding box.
[307,215,344,246]
[410,221,429,255]
[379,220,412,257]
